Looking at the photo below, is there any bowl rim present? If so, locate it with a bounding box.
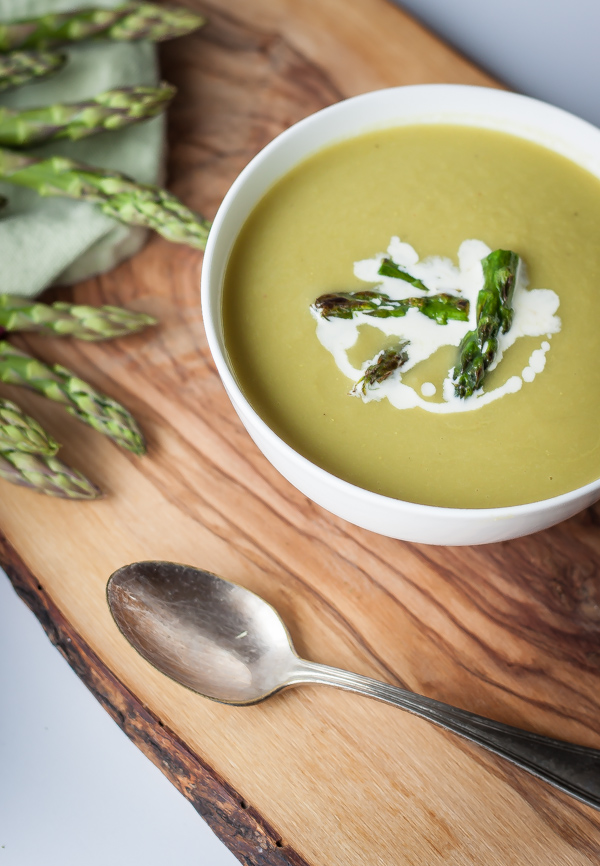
[201,82,600,520]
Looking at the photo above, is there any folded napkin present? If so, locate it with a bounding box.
[0,0,165,296]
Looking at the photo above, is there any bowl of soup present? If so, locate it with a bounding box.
[201,84,600,545]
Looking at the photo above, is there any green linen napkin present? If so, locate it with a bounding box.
[0,0,165,296]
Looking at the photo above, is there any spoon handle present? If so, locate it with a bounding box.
[294,660,600,810]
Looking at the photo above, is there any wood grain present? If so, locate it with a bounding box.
[2,1,600,864]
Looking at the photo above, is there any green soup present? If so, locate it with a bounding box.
[222,125,600,508]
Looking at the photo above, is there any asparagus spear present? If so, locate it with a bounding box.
[0,3,205,52]
[313,290,469,325]
[0,295,156,341]
[0,49,66,92]
[0,449,101,499]
[0,83,175,148]
[378,257,428,291]
[0,397,58,454]
[453,249,519,398]
[0,149,210,249]
[351,342,410,396]
[0,341,145,454]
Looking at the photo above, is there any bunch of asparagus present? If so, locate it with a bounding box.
[0,296,156,498]
[0,3,210,249]
[313,249,519,398]
[0,3,210,499]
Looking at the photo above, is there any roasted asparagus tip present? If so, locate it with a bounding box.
[452,249,519,398]
[351,342,410,396]
[313,290,469,324]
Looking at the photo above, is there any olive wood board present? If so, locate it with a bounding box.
[2,1,600,864]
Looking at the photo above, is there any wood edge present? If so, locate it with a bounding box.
[0,529,311,866]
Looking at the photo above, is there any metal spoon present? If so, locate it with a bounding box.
[107,561,600,810]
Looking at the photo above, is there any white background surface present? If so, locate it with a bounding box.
[0,570,238,865]
[396,0,600,127]
[2,1,600,864]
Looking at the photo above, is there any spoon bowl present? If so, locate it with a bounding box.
[107,560,299,704]
[107,560,600,810]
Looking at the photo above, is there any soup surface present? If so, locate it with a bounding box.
[222,124,600,508]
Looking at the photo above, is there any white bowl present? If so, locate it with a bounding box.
[201,84,600,546]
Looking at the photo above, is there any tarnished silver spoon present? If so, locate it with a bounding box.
[107,561,600,810]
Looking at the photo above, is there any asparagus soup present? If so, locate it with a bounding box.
[222,124,600,509]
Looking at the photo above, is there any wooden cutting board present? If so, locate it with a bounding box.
[2,1,600,863]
